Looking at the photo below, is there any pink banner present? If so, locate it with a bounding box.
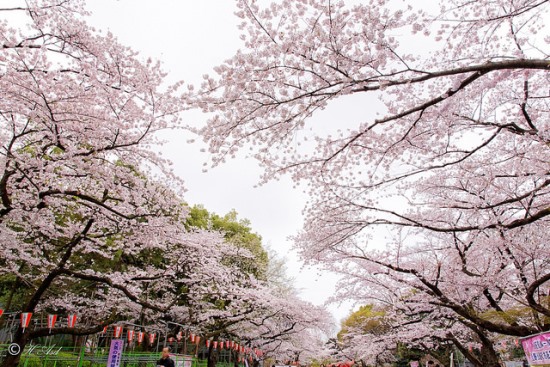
[522,332,550,366]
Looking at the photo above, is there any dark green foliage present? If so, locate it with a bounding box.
[186,205,269,280]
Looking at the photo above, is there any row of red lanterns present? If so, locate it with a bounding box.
[98,325,159,345]
[162,332,264,356]
[0,310,264,356]
[104,326,156,345]
[102,326,264,354]
[189,333,264,357]
[101,326,180,346]
[0,312,78,331]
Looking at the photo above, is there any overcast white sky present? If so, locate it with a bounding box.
[85,0,358,326]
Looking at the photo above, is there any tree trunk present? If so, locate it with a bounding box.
[208,348,218,367]
[233,351,240,367]
[476,344,505,367]
[0,327,30,367]
[448,327,505,367]
[1,271,60,366]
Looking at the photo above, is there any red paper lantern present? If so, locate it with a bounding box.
[47,314,57,330]
[67,314,77,328]
[20,312,32,330]
[114,326,123,338]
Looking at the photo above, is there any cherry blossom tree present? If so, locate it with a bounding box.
[320,218,550,366]
[0,0,196,364]
[196,0,550,365]
[1,2,338,367]
[235,287,333,362]
[336,296,516,367]
[180,244,333,367]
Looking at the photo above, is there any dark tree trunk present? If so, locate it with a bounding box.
[476,344,504,367]
[1,272,59,367]
[233,351,240,367]
[0,327,30,367]
[449,329,504,367]
[208,347,218,367]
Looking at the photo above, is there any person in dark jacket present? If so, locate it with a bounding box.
[157,347,175,367]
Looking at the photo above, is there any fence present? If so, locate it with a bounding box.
[0,314,252,367]
[0,344,243,367]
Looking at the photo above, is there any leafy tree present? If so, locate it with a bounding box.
[338,305,387,341]
[186,205,269,279]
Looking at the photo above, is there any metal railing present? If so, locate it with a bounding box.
[0,344,241,367]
